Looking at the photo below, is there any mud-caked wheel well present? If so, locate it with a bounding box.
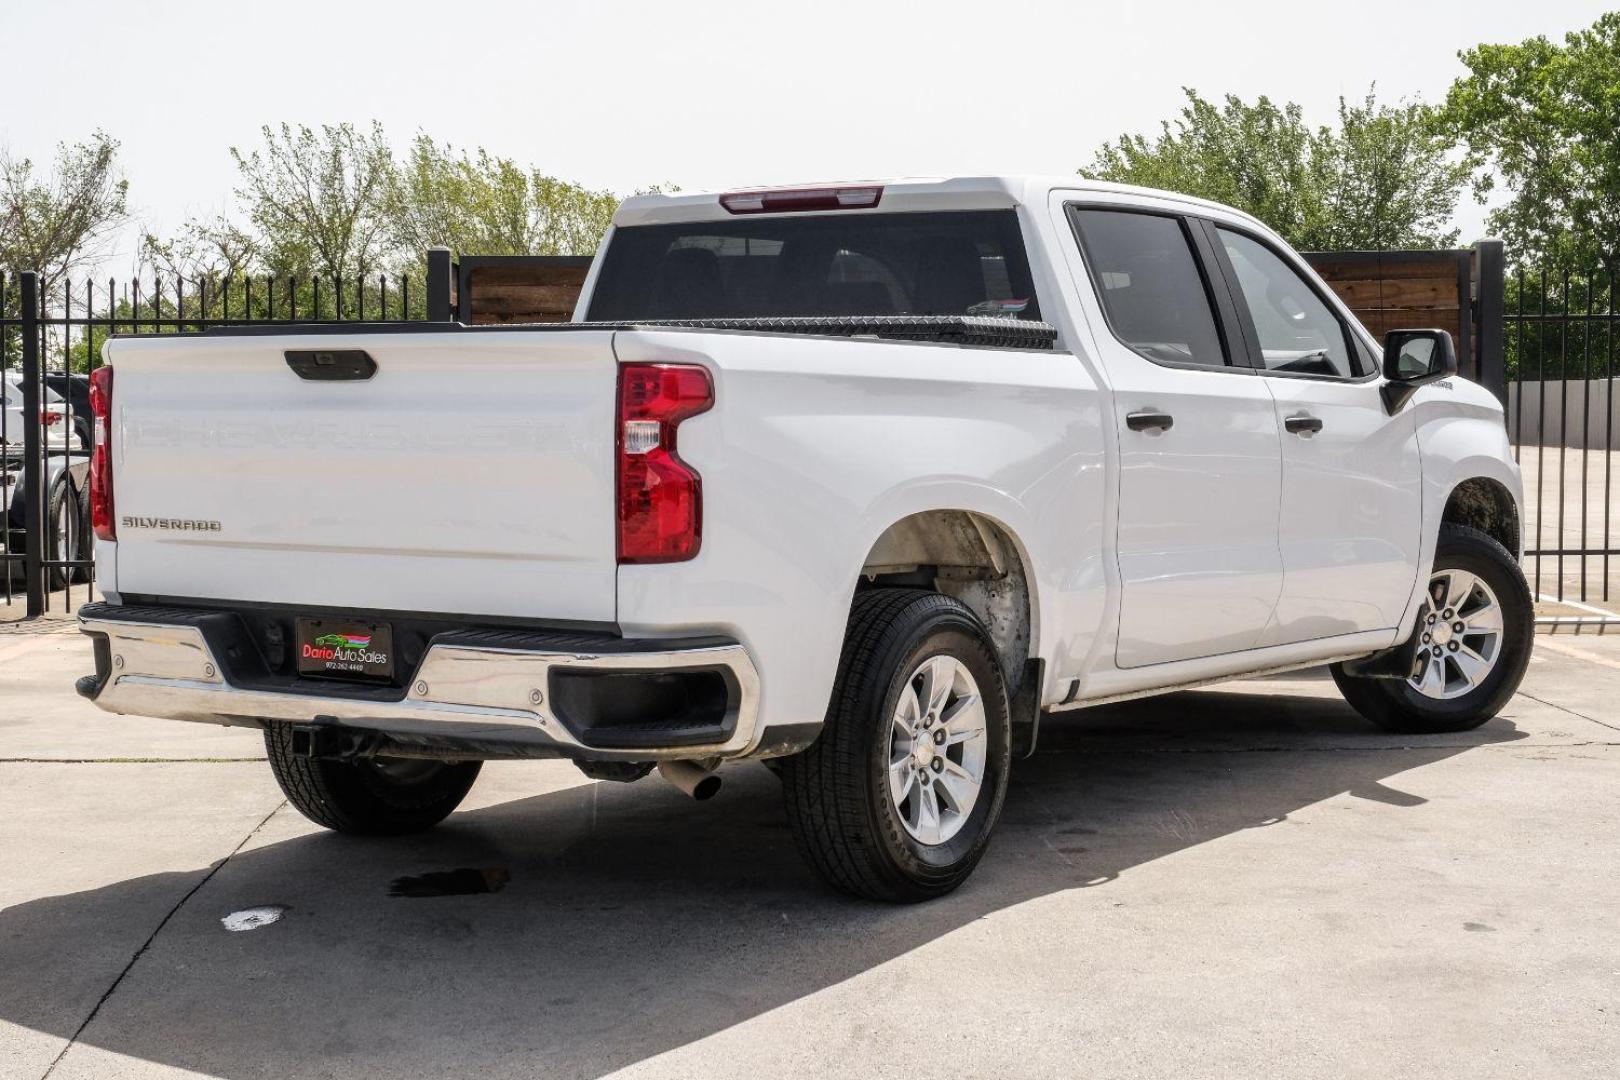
[1442,478,1520,556]
[855,510,1033,695]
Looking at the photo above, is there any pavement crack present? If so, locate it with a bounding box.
[1513,690,1620,732]
[38,798,288,1080]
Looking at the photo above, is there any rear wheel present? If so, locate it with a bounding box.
[264,724,482,835]
[1331,524,1532,734]
[779,589,1011,902]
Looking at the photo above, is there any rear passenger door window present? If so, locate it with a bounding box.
[1069,208,1229,368]
[1215,227,1358,379]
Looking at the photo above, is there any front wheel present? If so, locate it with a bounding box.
[1332,524,1533,734]
[778,589,1012,902]
[264,724,482,835]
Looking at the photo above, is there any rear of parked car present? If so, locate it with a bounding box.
[3,371,82,450]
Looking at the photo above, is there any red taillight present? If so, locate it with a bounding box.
[40,409,62,426]
[616,363,713,564]
[719,185,883,215]
[89,366,114,541]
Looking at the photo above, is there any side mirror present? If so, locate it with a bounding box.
[1381,329,1458,413]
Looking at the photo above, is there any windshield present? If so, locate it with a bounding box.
[586,209,1041,322]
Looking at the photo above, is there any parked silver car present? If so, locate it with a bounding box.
[2,370,86,450]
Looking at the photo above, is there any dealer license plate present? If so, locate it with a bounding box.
[295,618,394,682]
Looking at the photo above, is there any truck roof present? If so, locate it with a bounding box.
[612,175,1266,231]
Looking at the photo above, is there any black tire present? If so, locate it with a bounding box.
[1331,524,1533,734]
[69,482,91,583]
[778,589,1012,903]
[44,480,82,589]
[264,724,482,835]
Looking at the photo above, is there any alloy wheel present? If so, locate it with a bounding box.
[1411,568,1504,700]
[888,655,989,845]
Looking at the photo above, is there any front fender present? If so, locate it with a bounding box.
[1398,383,1523,630]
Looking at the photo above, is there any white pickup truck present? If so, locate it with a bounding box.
[77,177,1532,901]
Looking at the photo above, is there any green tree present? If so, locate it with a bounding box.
[1442,13,1620,267]
[132,123,645,332]
[141,216,260,282]
[157,124,625,285]
[128,123,408,323]
[386,134,619,259]
[1085,91,1320,243]
[0,132,128,290]
[1083,89,1467,250]
[226,122,395,278]
[1316,92,1470,250]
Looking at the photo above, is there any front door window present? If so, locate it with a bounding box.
[1218,228,1358,379]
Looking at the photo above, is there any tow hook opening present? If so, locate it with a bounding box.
[288,721,377,761]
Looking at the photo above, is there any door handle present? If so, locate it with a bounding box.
[1126,410,1174,433]
[1284,414,1323,435]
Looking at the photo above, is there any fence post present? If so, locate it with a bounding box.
[1473,239,1507,411]
[426,247,453,322]
[20,272,44,617]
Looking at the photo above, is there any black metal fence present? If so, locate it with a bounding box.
[1,251,455,618]
[7,244,1620,620]
[1504,265,1620,605]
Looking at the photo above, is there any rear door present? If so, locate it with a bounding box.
[1068,205,1284,668]
[106,328,621,622]
[1203,223,1421,644]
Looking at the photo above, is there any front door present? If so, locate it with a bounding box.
[1207,225,1423,644]
[1068,206,1285,668]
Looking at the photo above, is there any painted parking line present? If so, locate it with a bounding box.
[1537,592,1620,618]
[1535,636,1620,671]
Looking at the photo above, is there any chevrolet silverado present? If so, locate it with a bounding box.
[76,177,1532,901]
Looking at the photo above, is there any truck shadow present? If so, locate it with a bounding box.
[1,685,1526,1079]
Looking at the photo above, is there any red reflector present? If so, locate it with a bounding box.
[720,185,883,215]
[88,366,114,541]
[616,364,713,564]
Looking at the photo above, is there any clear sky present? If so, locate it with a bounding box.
[1,0,1613,267]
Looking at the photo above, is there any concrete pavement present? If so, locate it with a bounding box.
[2,629,1617,1079]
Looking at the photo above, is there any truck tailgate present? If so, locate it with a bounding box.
[104,329,620,623]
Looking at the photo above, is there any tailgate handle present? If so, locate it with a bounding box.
[285,349,377,381]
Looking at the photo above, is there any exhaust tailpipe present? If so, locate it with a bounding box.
[658,759,721,801]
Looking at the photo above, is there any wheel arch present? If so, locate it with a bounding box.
[856,508,1038,698]
[1395,440,1526,648]
[1442,476,1521,558]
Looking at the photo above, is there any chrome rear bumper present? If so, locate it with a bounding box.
[78,605,761,761]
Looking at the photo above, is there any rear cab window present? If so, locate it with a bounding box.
[586,210,1042,323]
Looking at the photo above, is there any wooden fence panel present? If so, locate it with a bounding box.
[454,256,594,324]
[1303,250,1473,367]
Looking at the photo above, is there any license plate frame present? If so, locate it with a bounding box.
[295,618,395,682]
